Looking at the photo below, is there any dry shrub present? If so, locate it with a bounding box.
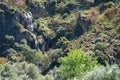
[89,7,100,15]
[87,7,99,24]
[9,0,26,5]
[0,58,7,64]
[55,2,66,12]
[104,8,120,19]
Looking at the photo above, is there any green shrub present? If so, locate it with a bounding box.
[95,42,110,51]
[4,48,22,62]
[56,37,69,49]
[57,49,99,80]
[41,49,64,75]
[35,18,53,37]
[5,35,14,42]
[14,43,43,63]
[15,23,27,33]
[47,49,64,62]
[45,66,59,80]
[0,62,44,80]
[80,64,120,80]
[4,35,15,46]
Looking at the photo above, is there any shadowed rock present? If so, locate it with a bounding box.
[74,14,91,37]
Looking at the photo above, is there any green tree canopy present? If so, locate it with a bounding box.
[57,49,99,80]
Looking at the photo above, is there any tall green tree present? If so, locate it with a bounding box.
[57,49,99,80]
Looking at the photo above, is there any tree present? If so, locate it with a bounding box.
[57,49,99,80]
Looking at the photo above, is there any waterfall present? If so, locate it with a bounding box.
[24,11,40,51]
[35,38,40,51]
[24,12,33,32]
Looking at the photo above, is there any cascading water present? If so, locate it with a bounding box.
[35,38,40,51]
[24,11,40,51]
[24,11,33,32]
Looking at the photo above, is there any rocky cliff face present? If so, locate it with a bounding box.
[0,0,97,72]
[0,2,35,53]
[0,0,107,54]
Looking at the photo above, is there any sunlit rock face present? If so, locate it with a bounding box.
[0,3,35,50]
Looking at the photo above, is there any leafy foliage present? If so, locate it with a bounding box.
[0,0,120,80]
[56,37,69,49]
[57,49,99,80]
[80,64,120,80]
[0,62,44,80]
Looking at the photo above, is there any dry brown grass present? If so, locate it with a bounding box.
[104,8,120,19]
[87,7,100,24]
[9,0,26,5]
[0,58,7,64]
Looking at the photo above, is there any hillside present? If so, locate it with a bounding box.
[0,0,120,80]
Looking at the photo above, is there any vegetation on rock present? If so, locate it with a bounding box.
[0,0,120,80]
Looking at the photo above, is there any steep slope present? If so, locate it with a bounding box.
[0,0,120,78]
[67,7,120,65]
